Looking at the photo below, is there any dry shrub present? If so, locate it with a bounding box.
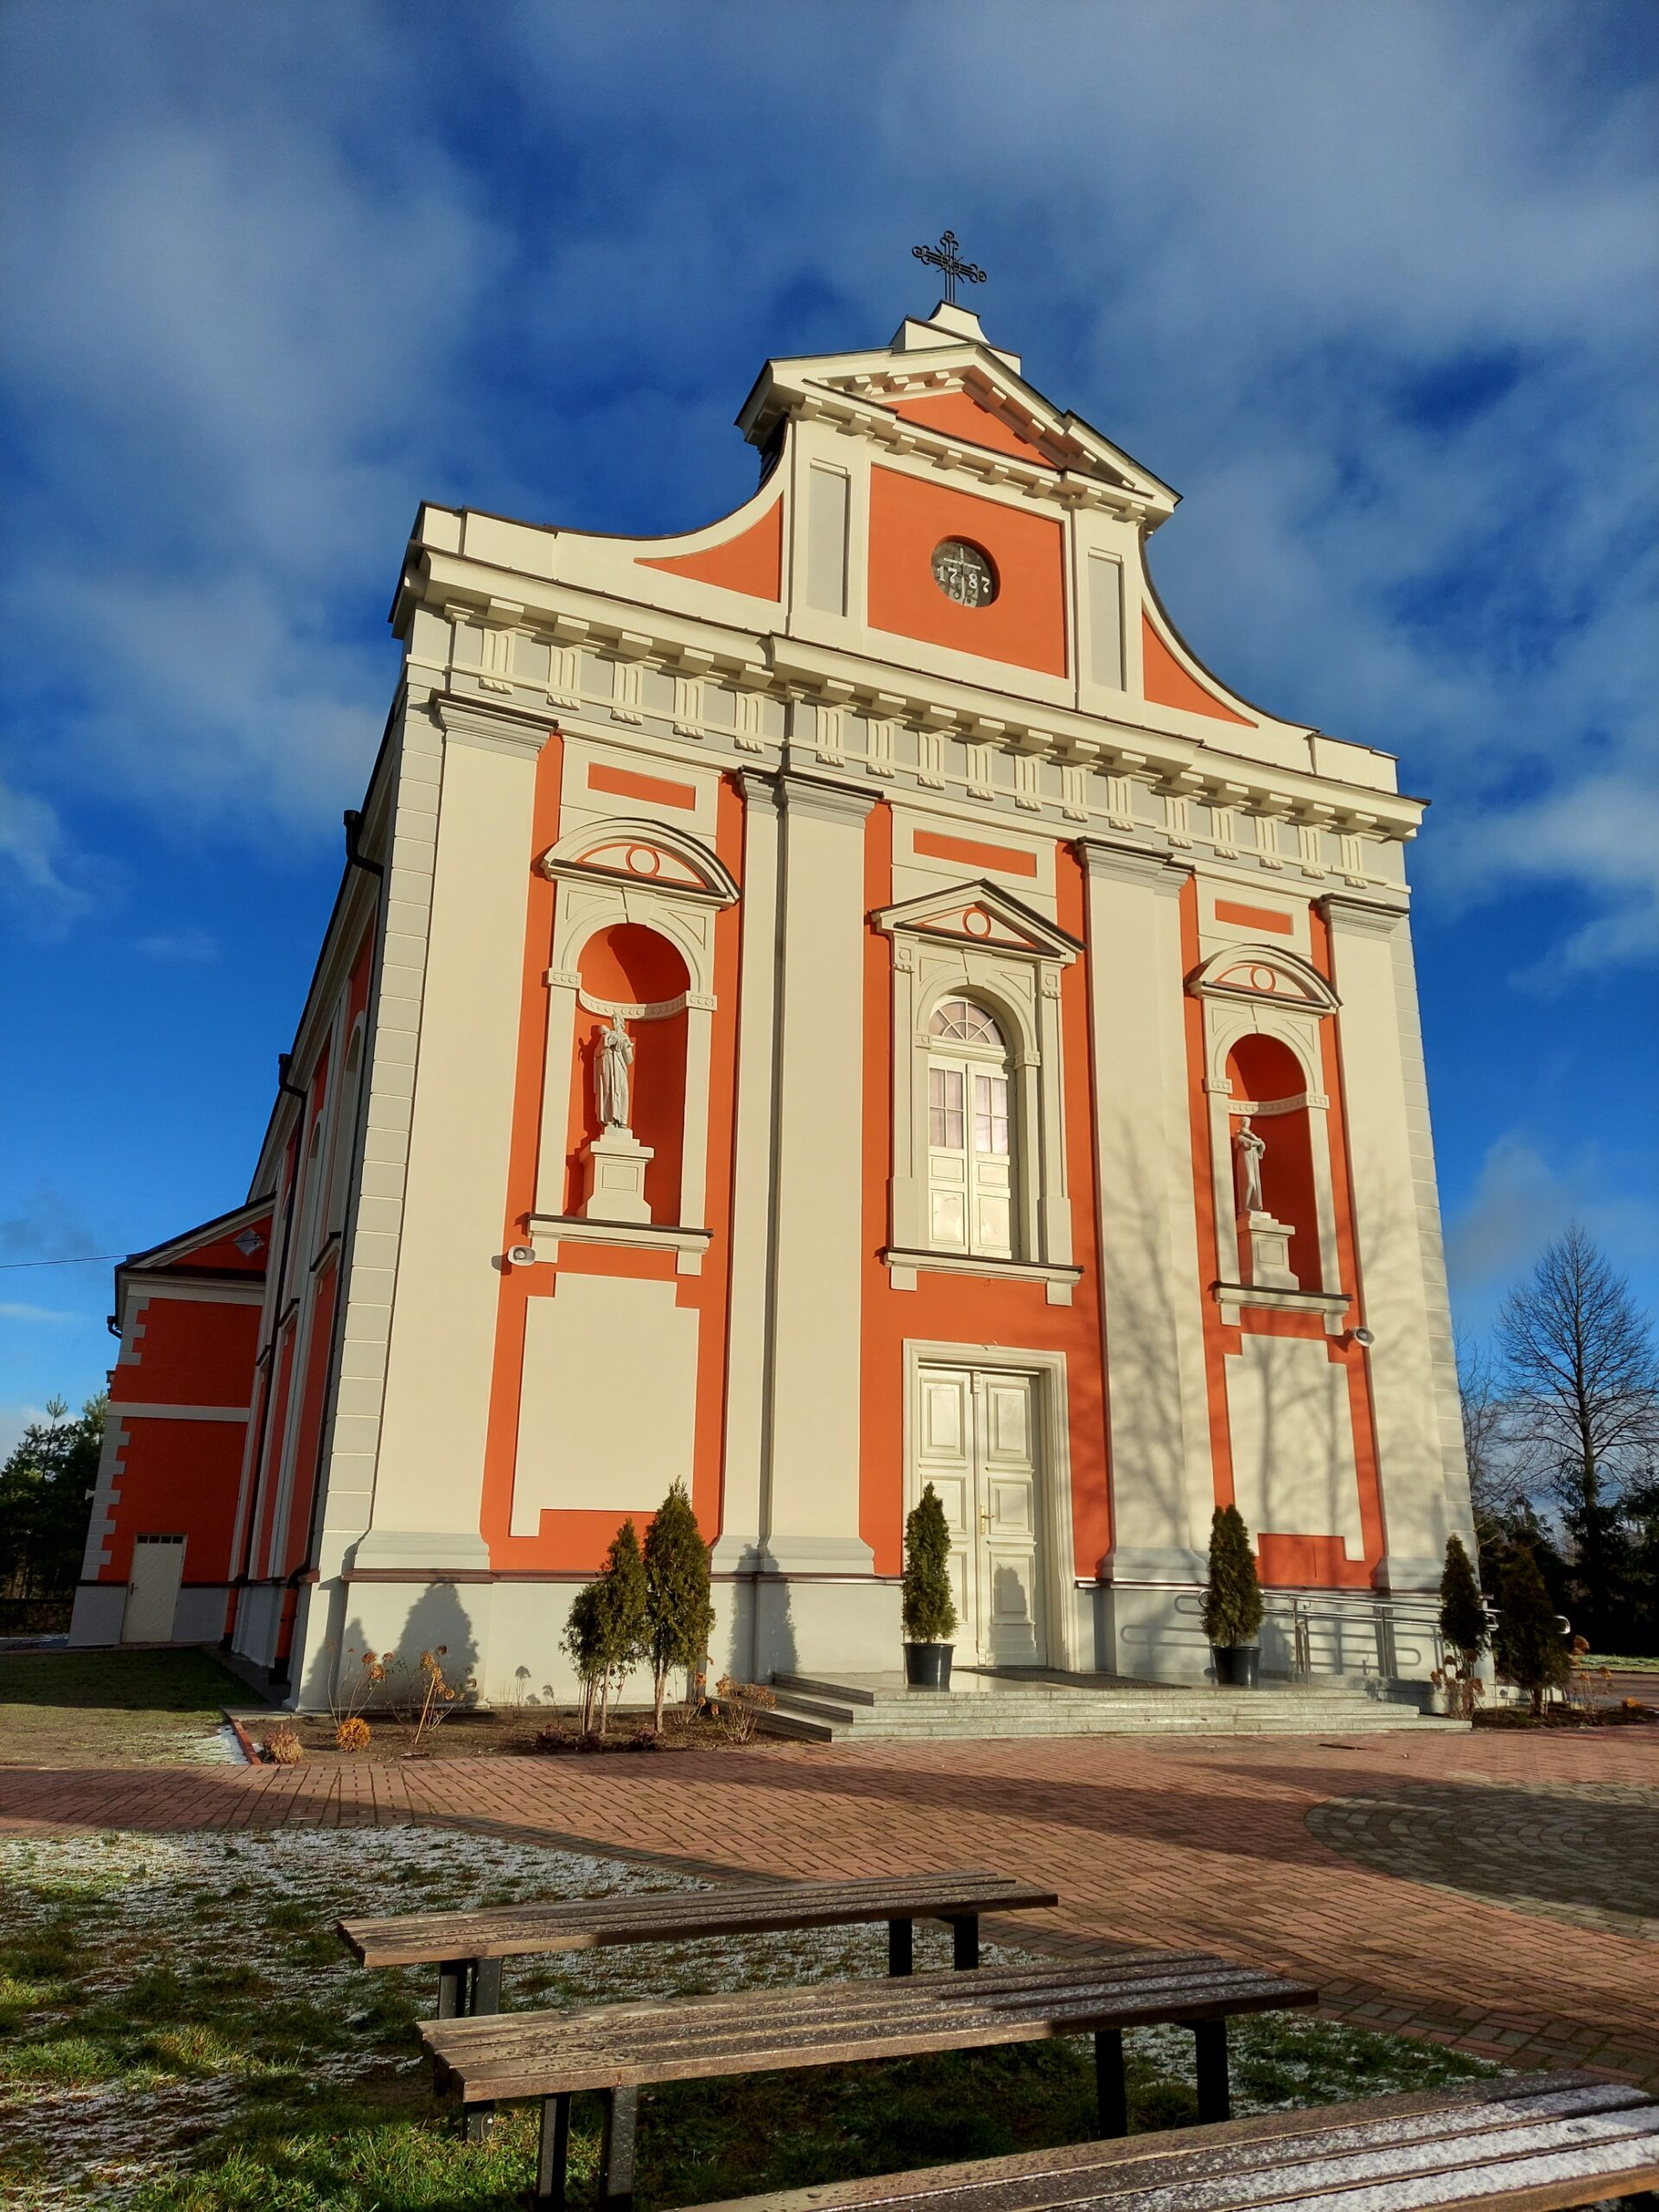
[709,1676,775,1745]
[264,1724,303,1765]
[334,1716,372,1752]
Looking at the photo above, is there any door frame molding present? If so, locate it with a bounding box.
[901,1340,1079,1675]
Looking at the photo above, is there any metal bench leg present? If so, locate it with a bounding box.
[600,2086,639,2210]
[1094,2028,1128,2139]
[464,1957,503,2142]
[951,1914,980,1969]
[887,1918,913,1977]
[1193,2018,1230,2124]
[534,2092,572,2208]
[436,1958,467,2018]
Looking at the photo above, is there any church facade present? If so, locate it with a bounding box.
[72,297,1473,1706]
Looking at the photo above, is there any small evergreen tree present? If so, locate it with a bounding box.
[1438,1534,1488,1669]
[643,1482,715,1732]
[1201,1504,1263,1649]
[1494,1546,1570,1717]
[562,1517,650,1735]
[901,1484,958,1644]
[560,1581,607,1735]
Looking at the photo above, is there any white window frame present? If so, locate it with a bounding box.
[874,884,1081,1304]
[925,997,1016,1259]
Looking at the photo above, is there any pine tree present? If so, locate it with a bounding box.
[1438,1535,1488,1669]
[643,1482,715,1731]
[1201,1504,1263,1649]
[1494,1546,1570,1717]
[901,1484,958,1644]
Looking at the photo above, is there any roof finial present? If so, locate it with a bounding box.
[912,229,986,308]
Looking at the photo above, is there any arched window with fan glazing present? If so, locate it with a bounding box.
[926,995,1015,1257]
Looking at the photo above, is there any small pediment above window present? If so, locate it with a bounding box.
[874,880,1081,964]
[537,819,738,906]
[875,875,1084,964]
[1185,945,1338,1013]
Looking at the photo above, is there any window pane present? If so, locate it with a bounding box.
[974,1073,1009,1154]
[930,996,1002,1046]
[930,1065,963,1149]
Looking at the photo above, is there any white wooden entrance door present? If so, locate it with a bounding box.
[123,1535,185,1643]
[913,1365,1045,1668]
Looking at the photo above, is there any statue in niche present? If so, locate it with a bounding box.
[595,1011,635,1129]
[1233,1116,1266,1216]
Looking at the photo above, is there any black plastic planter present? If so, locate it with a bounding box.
[1211,1644,1260,1688]
[904,1642,954,1689]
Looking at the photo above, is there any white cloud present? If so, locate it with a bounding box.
[1446,1131,1659,1323]
[0,1302,77,1325]
[0,1406,49,1462]
[0,778,92,933]
[0,0,1654,971]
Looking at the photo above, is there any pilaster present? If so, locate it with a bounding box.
[1321,892,1461,1588]
[1077,837,1215,1581]
[760,773,877,1572]
[351,695,551,1576]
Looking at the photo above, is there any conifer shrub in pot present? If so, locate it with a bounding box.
[1202,1503,1264,1687]
[902,1482,958,1688]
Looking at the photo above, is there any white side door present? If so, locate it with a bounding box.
[123,1535,185,1643]
[976,1371,1046,1668]
[913,1366,981,1652]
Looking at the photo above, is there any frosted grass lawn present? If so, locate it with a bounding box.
[0,1824,1497,2210]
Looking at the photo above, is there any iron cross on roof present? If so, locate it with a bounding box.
[912,229,986,307]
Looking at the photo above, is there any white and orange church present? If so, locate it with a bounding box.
[72,287,1474,1707]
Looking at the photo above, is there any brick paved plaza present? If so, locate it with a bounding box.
[3,1726,1655,2087]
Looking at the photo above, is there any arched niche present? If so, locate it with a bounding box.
[563,922,691,1222]
[1225,1031,1320,1290]
[533,816,734,1246]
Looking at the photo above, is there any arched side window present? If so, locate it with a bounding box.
[926,996,1015,1258]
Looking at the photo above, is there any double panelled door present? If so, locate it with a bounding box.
[913,1363,1046,1668]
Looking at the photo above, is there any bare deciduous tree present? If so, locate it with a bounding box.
[1496,1224,1658,1641]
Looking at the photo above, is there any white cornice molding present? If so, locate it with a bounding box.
[431,691,554,757]
[1319,889,1410,934]
[400,558,1423,842]
[777,772,877,825]
[1074,836,1192,895]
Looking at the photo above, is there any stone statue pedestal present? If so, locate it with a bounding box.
[581,1126,654,1224]
[1241,1211,1298,1290]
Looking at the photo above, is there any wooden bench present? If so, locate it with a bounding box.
[421,1947,1317,2208]
[340,1867,1061,2018]
[678,2070,1659,2212]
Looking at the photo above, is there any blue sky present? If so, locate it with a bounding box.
[3,2,1656,1451]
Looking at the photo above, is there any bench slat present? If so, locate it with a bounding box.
[421,1955,1316,2101]
[785,2083,1658,2212]
[423,1955,1288,2053]
[675,2078,1659,2212]
[343,1869,1057,1967]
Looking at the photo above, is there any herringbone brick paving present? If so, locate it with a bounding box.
[3,1726,1655,2084]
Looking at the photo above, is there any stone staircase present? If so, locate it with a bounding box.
[750,1668,1464,1743]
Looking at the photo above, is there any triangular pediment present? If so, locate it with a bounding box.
[739,324,1177,518]
[874,879,1081,963]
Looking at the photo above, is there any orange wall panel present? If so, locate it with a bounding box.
[103,1417,248,1587]
[639,493,782,601]
[118,1297,259,1410]
[477,741,743,1573]
[1141,617,1252,725]
[883,390,1058,470]
[858,813,1110,1586]
[867,468,1067,677]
